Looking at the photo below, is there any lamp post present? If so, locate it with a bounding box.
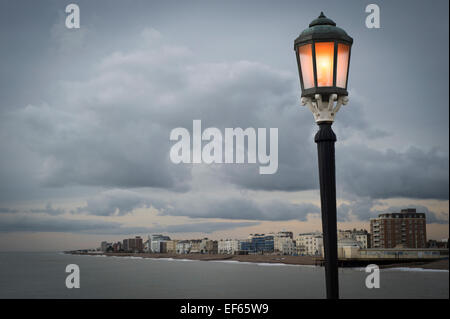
[294,12,353,299]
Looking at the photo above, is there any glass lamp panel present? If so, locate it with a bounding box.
[314,42,334,87]
[298,44,314,89]
[336,43,350,88]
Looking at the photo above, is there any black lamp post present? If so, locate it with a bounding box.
[294,12,353,299]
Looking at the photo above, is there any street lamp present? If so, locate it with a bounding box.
[294,12,353,299]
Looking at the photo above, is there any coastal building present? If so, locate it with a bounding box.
[100,241,114,252]
[274,232,296,255]
[295,232,323,256]
[337,238,362,258]
[278,237,296,255]
[159,241,168,253]
[123,236,144,252]
[150,234,171,253]
[427,239,449,248]
[355,231,370,249]
[276,231,293,239]
[239,234,274,254]
[176,240,191,254]
[189,239,202,253]
[370,208,427,248]
[337,230,353,240]
[338,229,370,249]
[144,236,151,252]
[199,238,218,254]
[166,240,179,253]
[112,242,122,252]
[100,241,110,252]
[218,239,240,254]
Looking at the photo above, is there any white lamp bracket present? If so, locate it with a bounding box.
[301,94,349,123]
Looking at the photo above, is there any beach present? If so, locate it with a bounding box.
[67,252,449,270]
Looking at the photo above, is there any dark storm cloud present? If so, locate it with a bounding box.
[72,189,320,221]
[337,197,388,223]
[155,221,260,234]
[0,214,131,234]
[161,197,320,221]
[337,145,449,200]
[0,25,447,206]
[0,0,448,211]
[0,208,19,214]
[0,214,257,234]
[30,203,65,215]
[72,189,155,216]
[384,205,448,225]
[337,199,449,224]
[332,97,391,141]
[1,203,64,216]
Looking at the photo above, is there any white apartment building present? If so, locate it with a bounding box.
[275,236,296,255]
[355,233,369,249]
[150,234,171,253]
[144,236,151,252]
[273,231,295,255]
[199,238,218,254]
[338,230,353,240]
[338,229,370,249]
[295,232,323,256]
[218,239,240,254]
[176,240,191,254]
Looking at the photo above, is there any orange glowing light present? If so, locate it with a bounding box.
[336,43,350,88]
[314,42,334,87]
[298,44,314,89]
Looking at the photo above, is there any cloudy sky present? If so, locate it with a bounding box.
[0,0,448,251]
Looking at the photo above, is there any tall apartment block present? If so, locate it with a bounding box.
[370,208,426,248]
[123,236,144,252]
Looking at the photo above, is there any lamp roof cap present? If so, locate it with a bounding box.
[309,12,336,27]
[294,12,353,47]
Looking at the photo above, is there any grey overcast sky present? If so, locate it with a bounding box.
[0,0,448,250]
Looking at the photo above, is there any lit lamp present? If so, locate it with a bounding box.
[294,12,353,299]
[295,11,353,122]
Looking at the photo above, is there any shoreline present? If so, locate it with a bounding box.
[69,252,320,265]
[66,252,449,270]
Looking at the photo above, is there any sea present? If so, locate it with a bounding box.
[0,252,448,299]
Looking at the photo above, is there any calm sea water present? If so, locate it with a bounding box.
[0,252,448,299]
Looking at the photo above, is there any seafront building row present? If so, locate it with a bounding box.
[98,209,449,259]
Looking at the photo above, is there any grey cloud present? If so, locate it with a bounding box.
[153,221,260,234]
[337,146,449,200]
[72,187,447,225]
[162,197,320,221]
[73,189,153,216]
[1,203,64,216]
[0,25,398,201]
[0,214,128,234]
[0,214,257,234]
[337,199,448,224]
[333,97,391,141]
[0,208,19,214]
[74,189,320,221]
[337,198,384,222]
[30,203,65,215]
[0,22,447,207]
[383,205,448,225]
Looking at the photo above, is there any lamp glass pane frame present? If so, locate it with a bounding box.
[296,40,351,92]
